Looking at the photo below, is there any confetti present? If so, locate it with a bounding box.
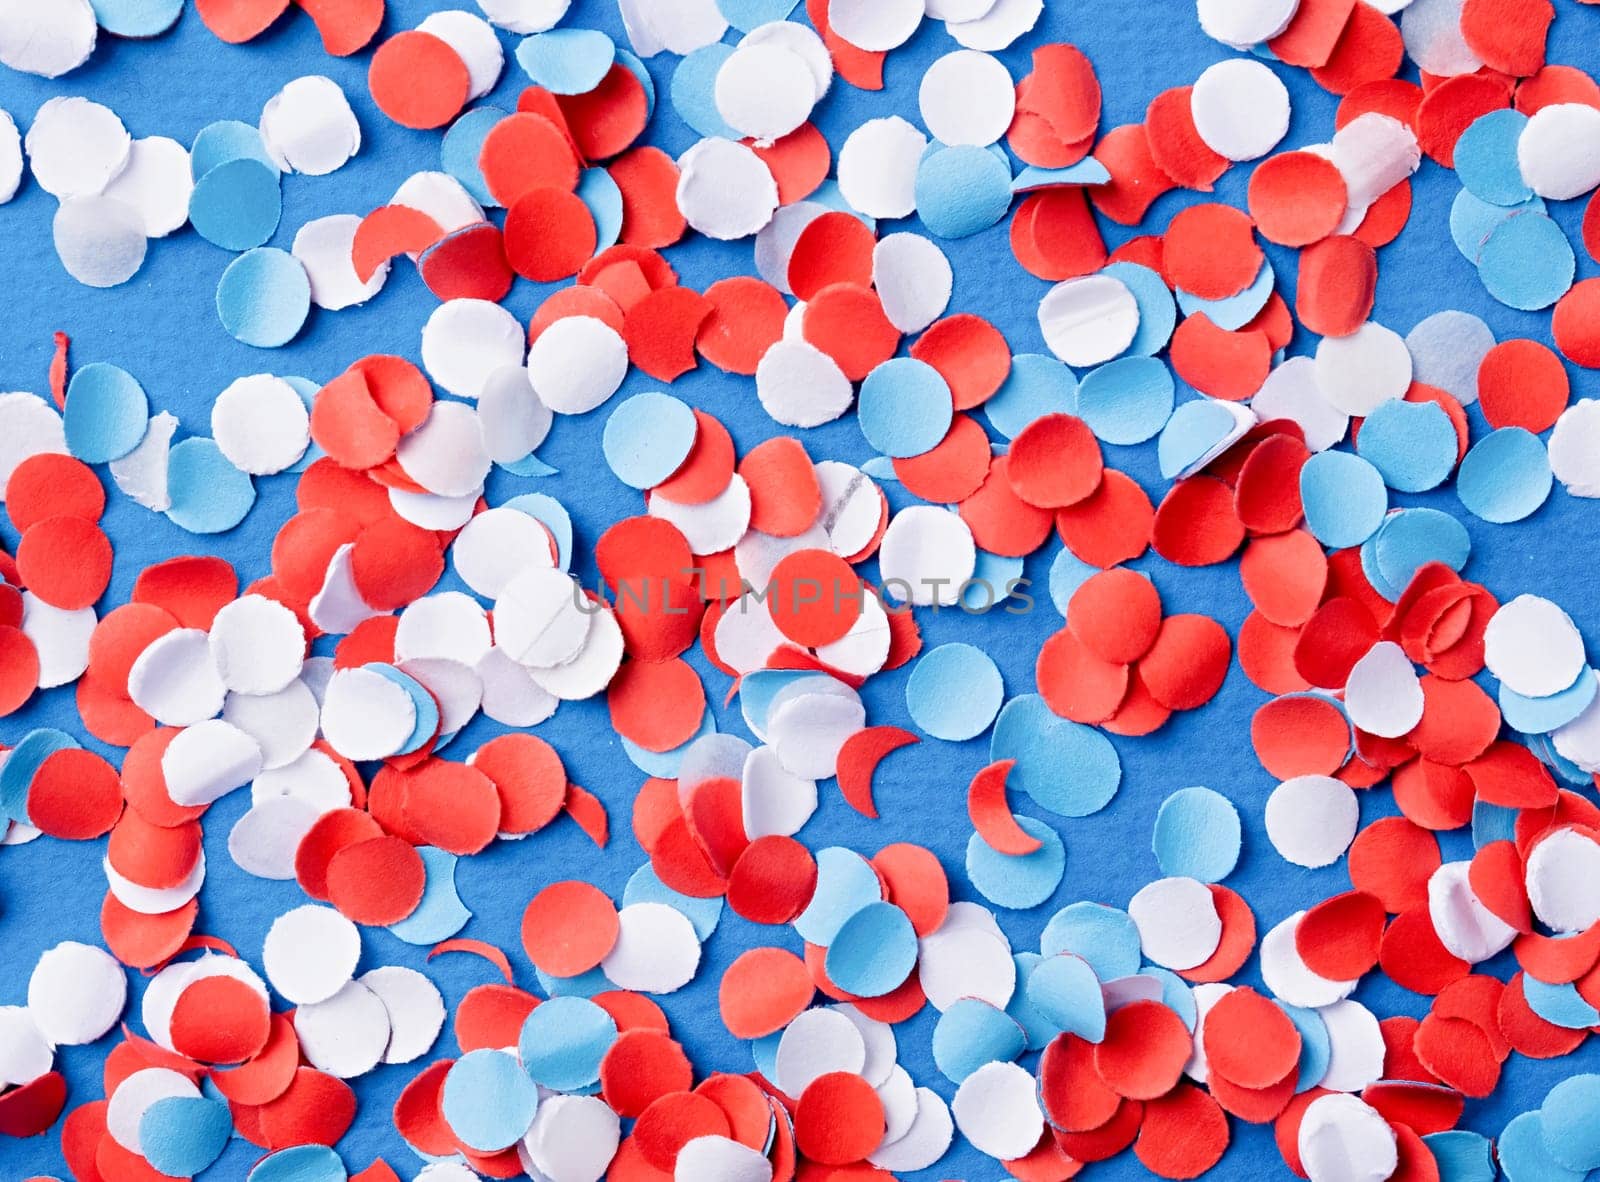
[10,4,1600,1180]
[216,247,311,348]
[1153,786,1242,883]
[101,135,193,238]
[1266,774,1360,868]
[369,31,470,131]
[1191,58,1292,162]
[52,195,147,288]
[259,75,360,176]
[1038,272,1139,366]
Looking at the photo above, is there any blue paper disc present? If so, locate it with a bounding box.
[165,437,255,534]
[441,1049,541,1153]
[517,996,618,1091]
[603,391,698,489]
[905,642,1004,741]
[826,901,918,997]
[1300,450,1387,548]
[1478,211,1575,312]
[516,28,617,95]
[990,694,1120,817]
[64,361,148,463]
[216,248,312,349]
[1076,355,1175,446]
[189,157,282,251]
[858,357,955,458]
[916,145,1013,240]
[89,0,185,38]
[1151,786,1241,883]
[1457,427,1552,524]
[967,814,1066,910]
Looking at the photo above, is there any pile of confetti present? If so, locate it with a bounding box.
[8,0,1600,1179]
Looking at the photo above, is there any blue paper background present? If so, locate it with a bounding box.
[3,2,1600,1178]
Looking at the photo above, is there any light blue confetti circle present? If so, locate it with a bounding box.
[216,248,311,349]
[1359,534,1401,603]
[932,998,1027,1082]
[1023,952,1105,1042]
[614,47,656,118]
[90,0,184,37]
[1014,160,1111,189]
[1076,356,1175,446]
[670,44,741,140]
[1048,546,1097,617]
[578,167,625,253]
[603,391,698,489]
[717,0,802,32]
[1540,1075,1600,1172]
[793,847,881,946]
[1524,976,1600,1029]
[1449,189,1543,263]
[1144,967,1197,1031]
[623,863,723,941]
[1152,786,1241,883]
[991,693,1120,817]
[64,362,148,463]
[1478,212,1574,311]
[962,550,1025,612]
[246,1144,347,1182]
[1500,1110,1586,1182]
[1500,667,1597,736]
[515,28,617,95]
[191,120,278,179]
[501,452,560,478]
[1005,953,1054,1050]
[442,1049,541,1153]
[905,642,1004,741]
[1372,508,1470,594]
[536,964,611,999]
[1040,901,1140,980]
[916,145,1013,240]
[1300,450,1387,548]
[518,996,618,1091]
[165,437,255,534]
[967,814,1065,910]
[140,1095,234,1179]
[1356,399,1457,492]
[1279,1003,1330,1092]
[505,492,573,571]
[741,669,826,737]
[1158,398,1242,480]
[0,729,78,823]
[826,901,918,997]
[387,847,469,945]
[858,357,954,458]
[370,664,441,756]
[1455,108,1533,207]
[987,354,1078,439]
[860,455,897,482]
[1457,427,1552,524]
[283,376,323,472]
[621,707,716,778]
[1423,1130,1496,1182]
[1176,257,1275,331]
[750,1030,781,1080]
[189,157,282,251]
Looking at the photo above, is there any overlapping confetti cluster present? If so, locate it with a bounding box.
[9,0,1600,1180]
